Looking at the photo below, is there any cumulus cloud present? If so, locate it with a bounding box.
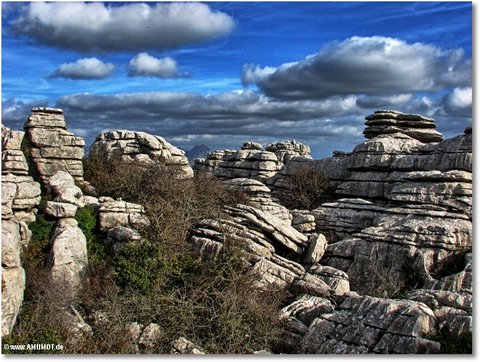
[243,36,471,99]
[1,98,52,129]
[127,53,182,78]
[441,87,472,118]
[50,58,115,80]
[241,64,277,86]
[12,2,235,52]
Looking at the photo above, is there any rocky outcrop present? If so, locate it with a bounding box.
[89,130,193,178]
[96,196,149,252]
[1,126,41,337]
[189,203,347,297]
[294,293,440,354]
[1,220,26,337]
[24,107,85,187]
[363,110,443,143]
[45,172,88,295]
[265,140,312,164]
[224,178,292,223]
[171,337,205,354]
[193,140,311,182]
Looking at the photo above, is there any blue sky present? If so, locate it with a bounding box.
[1,1,472,158]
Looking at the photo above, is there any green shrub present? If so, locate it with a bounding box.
[75,206,97,241]
[24,216,54,266]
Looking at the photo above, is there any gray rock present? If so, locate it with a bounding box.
[46,218,88,294]
[25,108,85,186]
[139,323,162,350]
[90,130,193,179]
[171,337,205,354]
[1,267,25,337]
[45,201,78,218]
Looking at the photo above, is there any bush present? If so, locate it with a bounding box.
[77,158,284,353]
[278,164,335,210]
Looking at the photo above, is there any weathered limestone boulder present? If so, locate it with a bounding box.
[97,196,150,233]
[1,267,26,337]
[194,140,311,182]
[224,178,292,223]
[2,126,29,176]
[265,140,312,164]
[90,130,193,178]
[24,107,85,186]
[193,150,232,176]
[301,233,328,265]
[224,204,308,255]
[214,148,281,180]
[311,198,385,242]
[138,323,162,350]
[1,174,41,223]
[124,322,144,353]
[1,219,27,337]
[46,218,88,291]
[297,293,440,354]
[291,210,316,233]
[171,337,205,354]
[1,126,40,336]
[364,110,443,143]
[189,204,348,296]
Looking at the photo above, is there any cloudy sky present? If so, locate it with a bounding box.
[1,1,472,158]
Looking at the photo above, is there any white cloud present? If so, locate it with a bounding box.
[128,53,181,78]
[442,87,472,117]
[50,58,115,80]
[243,36,471,99]
[13,2,235,52]
[242,64,277,86]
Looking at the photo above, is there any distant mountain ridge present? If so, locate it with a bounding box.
[185,144,211,165]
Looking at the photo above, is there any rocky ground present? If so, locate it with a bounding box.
[1,108,472,354]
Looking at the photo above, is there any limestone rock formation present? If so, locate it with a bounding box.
[189,204,348,296]
[44,172,88,294]
[89,130,193,178]
[296,293,440,354]
[265,140,312,164]
[1,126,41,337]
[24,107,85,186]
[364,110,443,143]
[1,219,26,337]
[224,178,292,223]
[96,196,150,252]
[193,140,311,182]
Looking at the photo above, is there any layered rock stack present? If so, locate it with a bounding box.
[89,130,193,179]
[189,203,347,296]
[193,140,311,182]
[24,107,85,187]
[223,178,292,223]
[265,140,312,164]
[45,172,88,295]
[363,110,443,143]
[1,126,41,337]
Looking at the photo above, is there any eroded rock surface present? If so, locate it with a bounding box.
[90,130,193,178]
[24,107,85,186]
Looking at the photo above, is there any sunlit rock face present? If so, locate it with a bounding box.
[89,130,194,179]
[24,107,85,187]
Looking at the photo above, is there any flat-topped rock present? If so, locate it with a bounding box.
[24,108,84,186]
[364,110,443,143]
